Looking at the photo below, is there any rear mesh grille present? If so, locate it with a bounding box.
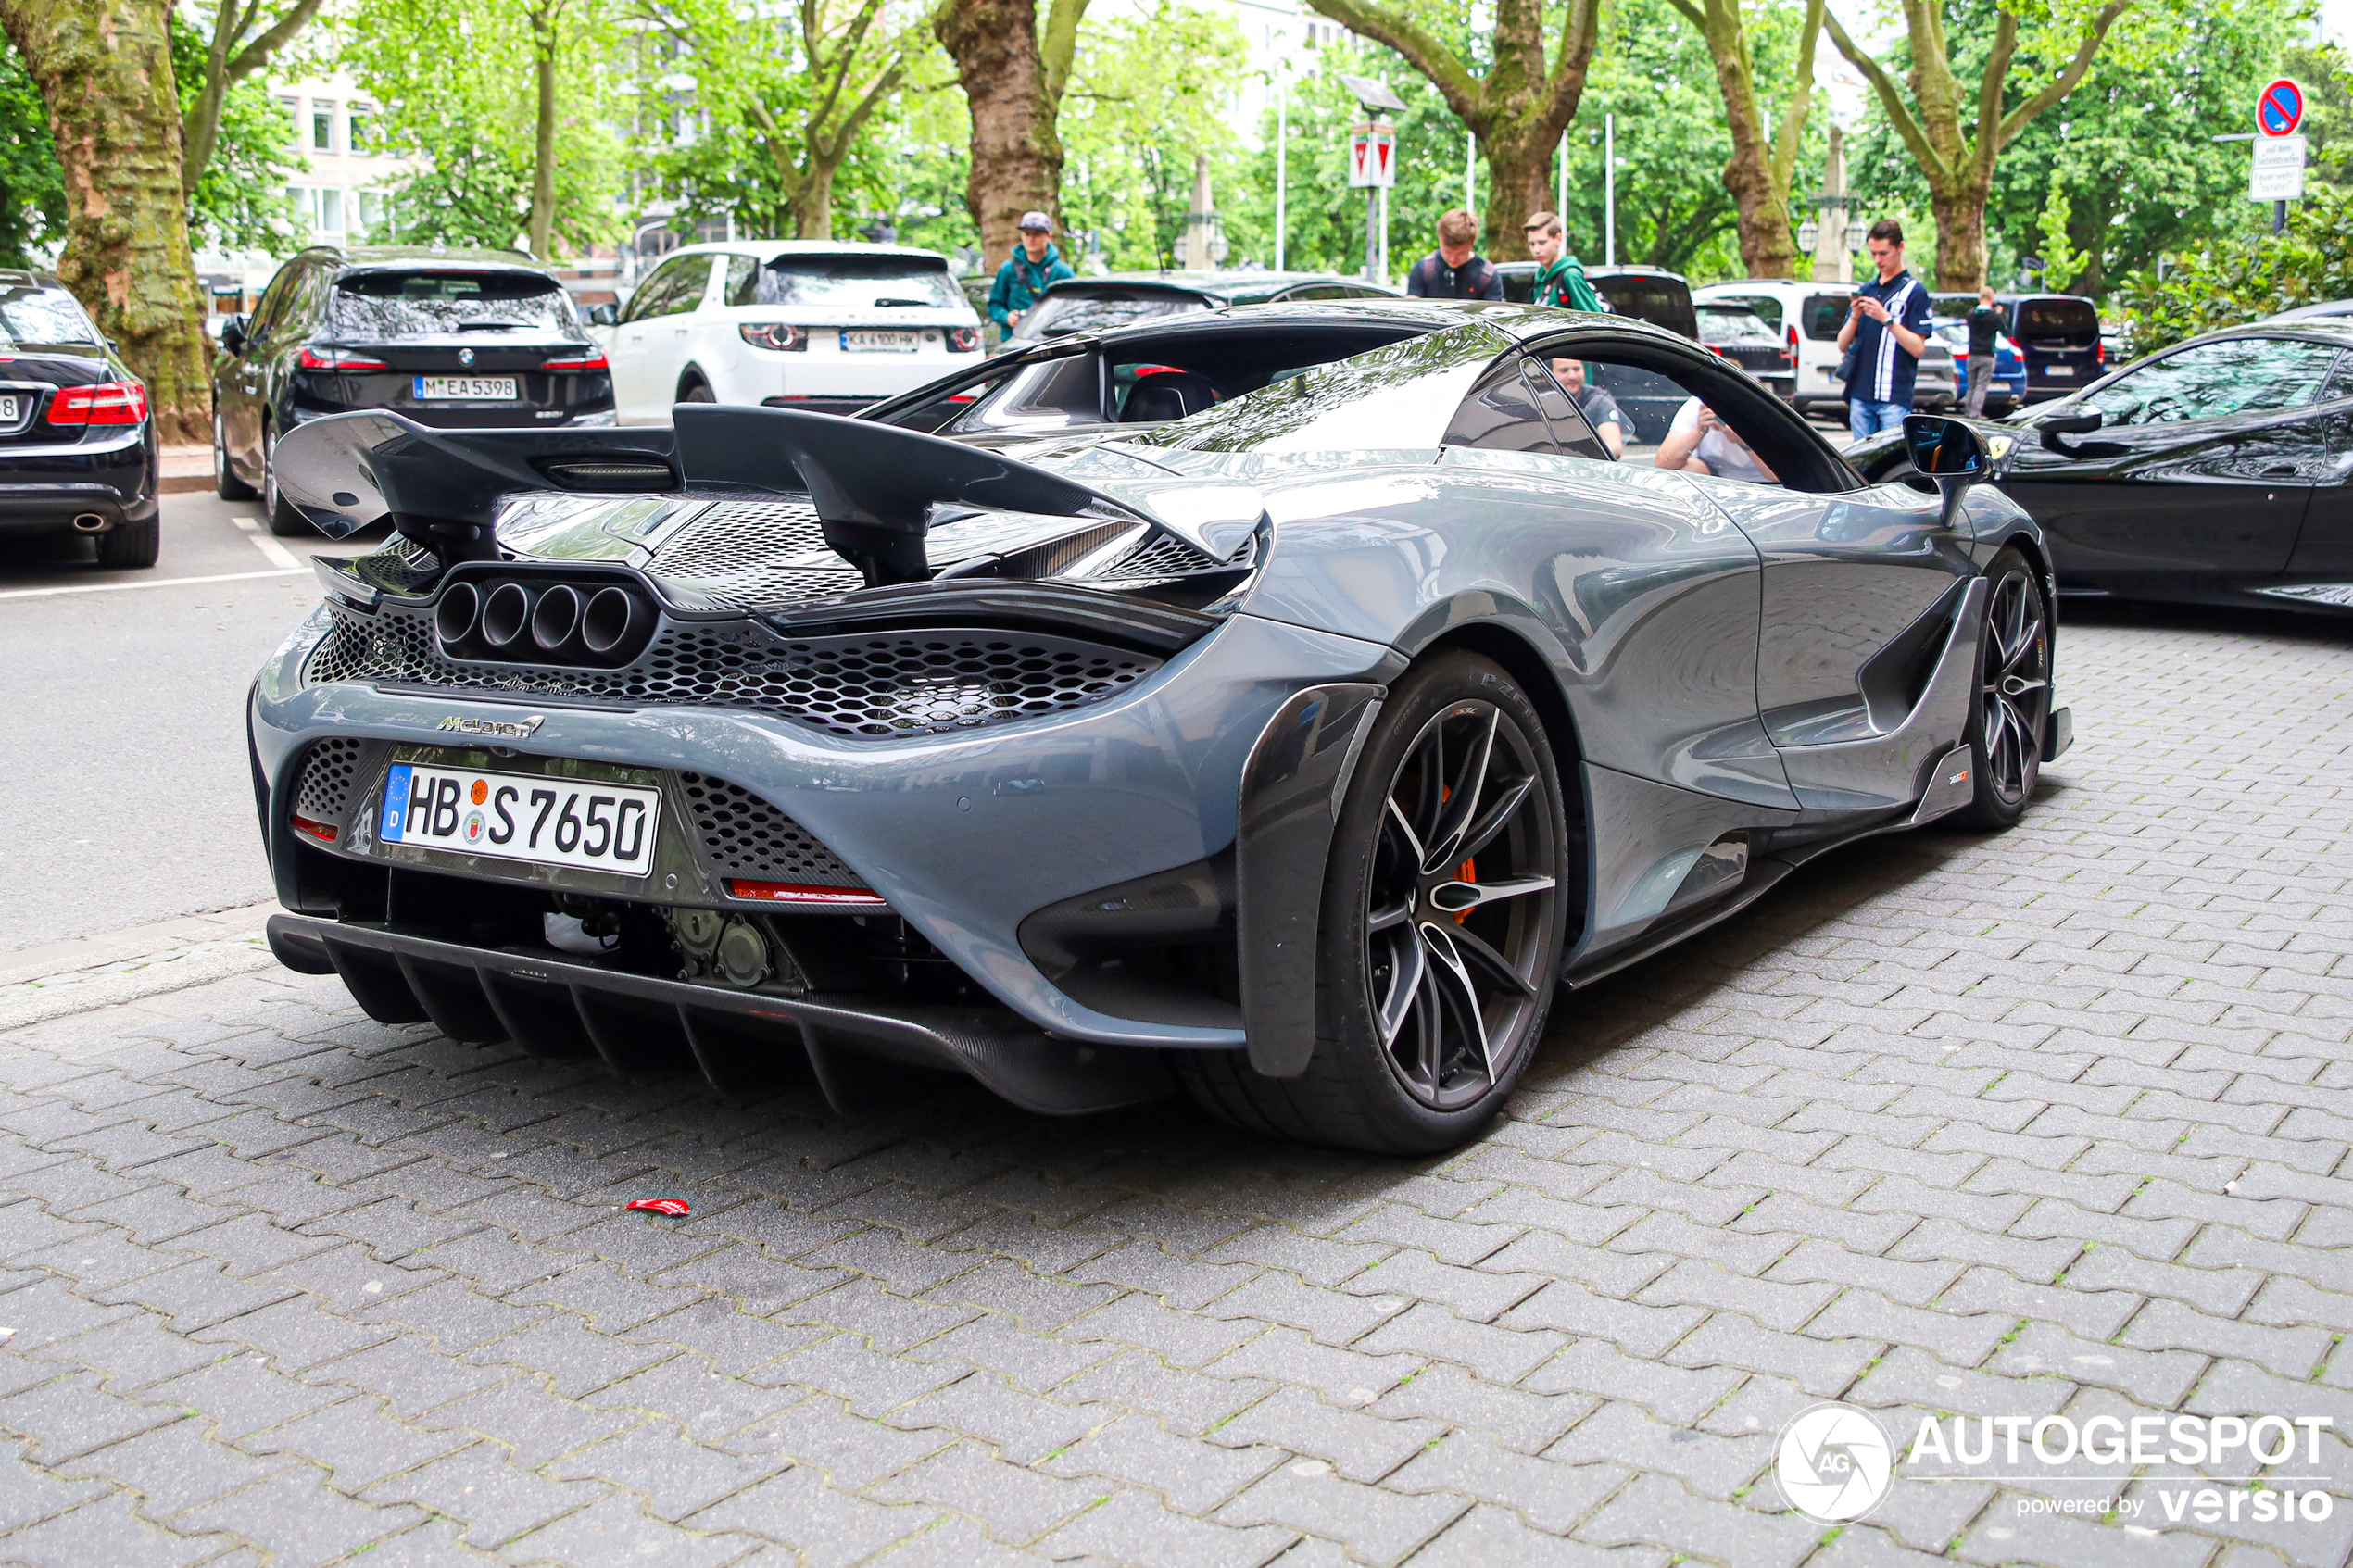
[679,773,862,885]
[645,499,862,608]
[294,738,366,823]
[305,601,1162,739]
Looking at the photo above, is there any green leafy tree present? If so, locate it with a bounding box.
[2112,182,2353,349]
[1300,0,1602,260]
[931,0,1086,270]
[2282,41,2352,187]
[170,14,302,254]
[0,0,210,436]
[346,0,625,255]
[1850,0,2301,296]
[1667,0,1823,276]
[0,39,64,267]
[1058,1,1249,270]
[1825,0,2134,289]
[182,0,326,194]
[633,0,931,241]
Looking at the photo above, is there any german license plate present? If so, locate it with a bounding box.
[377,762,658,876]
[2045,366,2073,377]
[415,375,519,400]
[841,330,919,353]
[0,395,18,423]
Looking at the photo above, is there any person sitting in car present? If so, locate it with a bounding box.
[1655,396,1776,483]
[1549,358,1625,458]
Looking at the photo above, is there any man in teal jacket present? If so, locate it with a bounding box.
[1523,211,1602,312]
[988,211,1076,333]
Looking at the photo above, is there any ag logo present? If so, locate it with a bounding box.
[1778,1402,1894,1523]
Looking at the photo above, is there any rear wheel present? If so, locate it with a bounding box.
[1955,547,2051,830]
[677,376,714,404]
[261,429,310,536]
[95,514,158,569]
[213,413,256,500]
[1175,653,1572,1153]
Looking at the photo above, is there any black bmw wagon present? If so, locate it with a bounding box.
[212,246,615,535]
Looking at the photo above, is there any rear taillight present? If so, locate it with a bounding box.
[291,813,339,843]
[2096,340,2106,366]
[738,323,806,351]
[1786,323,1799,356]
[728,878,885,906]
[296,345,391,370]
[540,350,609,370]
[948,326,981,353]
[45,379,147,425]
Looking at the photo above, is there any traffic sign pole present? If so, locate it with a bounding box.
[2252,78,2306,235]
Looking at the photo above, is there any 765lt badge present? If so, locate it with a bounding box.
[378,763,659,876]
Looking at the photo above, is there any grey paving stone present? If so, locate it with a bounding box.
[363,1441,611,1550]
[1214,1460,1467,1568]
[684,1465,945,1566]
[56,1414,294,1520]
[1033,1486,1300,1568]
[1388,1427,1626,1530]
[237,1393,472,1490]
[866,1437,1101,1540]
[500,1490,753,1568]
[545,1415,786,1520]
[1208,1385,1444,1482]
[0,1369,182,1462]
[1038,1412,1284,1513]
[176,1464,426,1568]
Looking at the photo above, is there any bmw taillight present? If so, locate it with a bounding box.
[45,379,147,425]
[948,326,981,353]
[2096,340,2106,366]
[738,323,806,351]
[296,345,391,370]
[540,349,609,370]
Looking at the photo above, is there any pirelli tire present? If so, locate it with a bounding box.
[1175,652,1572,1154]
[1954,546,2051,832]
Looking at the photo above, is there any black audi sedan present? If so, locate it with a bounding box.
[213,246,614,534]
[1855,320,2353,615]
[0,270,159,569]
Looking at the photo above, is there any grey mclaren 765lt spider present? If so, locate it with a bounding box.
[247,300,2071,1154]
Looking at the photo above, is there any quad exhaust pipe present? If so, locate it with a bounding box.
[70,513,107,533]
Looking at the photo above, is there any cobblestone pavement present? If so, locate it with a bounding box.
[5,603,2353,1568]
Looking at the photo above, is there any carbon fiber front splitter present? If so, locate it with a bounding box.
[267,914,1176,1117]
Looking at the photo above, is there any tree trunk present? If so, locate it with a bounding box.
[1929,176,1989,291]
[1,0,210,442]
[935,0,1063,271]
[1478,130,1555,261]
[792,158,837,240]
[526,0,559,258]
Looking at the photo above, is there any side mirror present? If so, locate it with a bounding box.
[2037,408,2102,453]
[586,303,618,327]
[1902,413,1991,533]
[220,314,249,356]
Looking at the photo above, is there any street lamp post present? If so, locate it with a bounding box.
[1274,61,1288,272]
[1340,74,1406,284]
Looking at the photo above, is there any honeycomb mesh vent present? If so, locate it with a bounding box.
[304,602,1163,739]
[645,499,862,608]
[679,773,863,885]
[1083,530,1250,583]
[294,738,366,823]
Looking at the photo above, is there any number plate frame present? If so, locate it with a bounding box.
[414,374,521,401]
[839,329,921,354]
[377,761,661,876]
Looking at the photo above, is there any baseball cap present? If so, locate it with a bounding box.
[1017,211,1052,232]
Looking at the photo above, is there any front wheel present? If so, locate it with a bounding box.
[1955,546,2051,830]
[1175,652,1572,1153]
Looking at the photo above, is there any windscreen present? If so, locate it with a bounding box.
[1592,278,1696,338]
[0,285,99,347]
[2018,298,2098,343]
[1697,306,1770,339]
[753,255,962,308]
[1131,327,1504,454]
[332,270,573,335]
[1022,293,1200,339]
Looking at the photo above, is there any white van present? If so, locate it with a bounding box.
[590,241,984,424]
[1693,279,1955,416]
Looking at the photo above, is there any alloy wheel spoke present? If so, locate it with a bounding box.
[1423,707,1499,872]
[1428,873,1557,914]
[1382,796,1426,872]
[1418,923,1493,1083]
[1368,897,1414,934]
[1376,924,1427,1051]
[1446,921,1540,999]
[1456,774,1537,864]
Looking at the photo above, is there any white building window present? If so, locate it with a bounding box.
[317,188,344,232]
[349,105,374,154]
[311,103,335,152]
[278,97,300,150]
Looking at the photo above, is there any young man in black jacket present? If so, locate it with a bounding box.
[1404,209,1503,299]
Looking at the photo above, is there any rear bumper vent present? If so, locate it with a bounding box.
[679,772,864,887]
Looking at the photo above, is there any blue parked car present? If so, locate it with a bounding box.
[1930,317,2026,416]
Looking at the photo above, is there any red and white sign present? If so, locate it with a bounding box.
[1348,121,1397,188]
[2258,78,2304,136]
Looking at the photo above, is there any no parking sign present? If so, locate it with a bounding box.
[2259,78,2304,136]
